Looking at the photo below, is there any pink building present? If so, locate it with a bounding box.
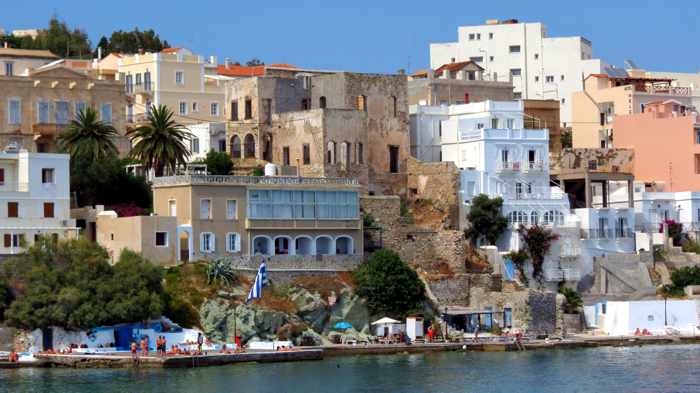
[615,100,700,191]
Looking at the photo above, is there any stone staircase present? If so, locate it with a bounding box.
[592,253,656,296]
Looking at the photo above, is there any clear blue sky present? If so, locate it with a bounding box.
[2,0,699,73]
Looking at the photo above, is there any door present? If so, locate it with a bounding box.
[42,328,53,351]
[389,145,399,173]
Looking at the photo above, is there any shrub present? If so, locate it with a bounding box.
[662,265,700,297]
[465,194,508,246]
[517,225,559,287]
[206,257,238,286]
[204,150,234,175]
[353,250,425,318]
[559,287,583,314]
[659,219,683,246]
[362,212,377,228]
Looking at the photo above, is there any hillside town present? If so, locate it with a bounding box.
[0,16,699,371]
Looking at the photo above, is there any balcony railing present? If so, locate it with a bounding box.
[125,82,153,95]
[544,268,581,282]
[496,161,521,172]
[643,85,690,96]
[582,228,634,240]
[523,160,544,172]
[152,174,359,187]
[32,123,68,138]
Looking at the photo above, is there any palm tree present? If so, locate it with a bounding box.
[58,107,119,160]
[127,105,191,177]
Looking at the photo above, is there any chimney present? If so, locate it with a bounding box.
[225,58,231,68]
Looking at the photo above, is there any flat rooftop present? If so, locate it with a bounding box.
[152,174,359,187]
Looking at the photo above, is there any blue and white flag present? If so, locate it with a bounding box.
[246,257,267,302]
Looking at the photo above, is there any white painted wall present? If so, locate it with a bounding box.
[594,300,700,336]
[429,21,607,123]
[186,122,227,162]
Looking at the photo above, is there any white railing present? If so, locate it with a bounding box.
[544,268,581,282]
[644,85,691,96]
[523,160,544,172]
[152,174,359,187]
[496,161,521,172]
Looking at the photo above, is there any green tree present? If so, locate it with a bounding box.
[559,287,583,314]
[94,28,170,56]
[70,153,151,209]
[560,129,572,149]
[58,107,119,161]
[128,105,191,177]
[465,194,508,245]
[353,250,425,318]
[203,150,234,175]
[105,250,164,323]
[33,16,92,58]
[517,225,559,286]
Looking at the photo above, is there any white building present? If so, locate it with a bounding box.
[429,19,608,124]
[585,299,700,336]
[186,122,227,161]
[0,147,78,255]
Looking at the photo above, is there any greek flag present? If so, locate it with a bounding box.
[246,258,267,302]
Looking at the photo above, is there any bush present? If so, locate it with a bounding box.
[504,250,529,286]
[203,150,234,175]
[465,194,507,246]
[206,257,238,286]
[71,153,151,209]
[1,238,164,330]
[517,225,559,286]
[659,219,683,246]
[362,212,377,228]
[663,265,700,297]
[353,250,425,318]
[559,287,583,314]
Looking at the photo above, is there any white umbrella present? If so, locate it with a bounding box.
[371,317,401,325]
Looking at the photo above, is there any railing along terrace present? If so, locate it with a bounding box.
[583,228,634,240]
[152,174,359,186]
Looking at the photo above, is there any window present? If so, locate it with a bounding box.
[513,92,522,100]
[127,104,134,123]
[75,101,86,116]
[200,232,215,253]
[530,211,539,226]
[326,141,336,164]
[7,202,18,218]
[231,100,239,120]
[356,95,367,112]
[190,137,199,153]
[319,96,327,108]
[468,33,475,40]
[244,99,252,119]
[168,200,177,216]
[391,96,398,117]
[389,145,400,173]
[4,234,23,248]
[476,123,484,129]
[200,199,212,219]
[231,135,242,158]
[534,53,539,60]
[301,98,310,110]
[101,103,112,123]
[489,32,494,39]
[37,101,50,123]
[501,149,509,163]
[491,118,499,129]
[175,71,184,85]
[489,56,494,62]
[510,69,521,77]
[218,139,226,152]
[226,233,240,252]
[125,74,133,93]
[357,142,364,164]
[561,75,565,81]
[211,102,219,116]
[41,168,54,184]
[469,56,483,63]
[695,129,700,144]
[303,144,310,165]
[249,190,359,219]
[561,98,566,105]
[43,202,54,218]
[226,200,237,220]
[509,45,521,53]
[695,154,700,174]
[528,149,536,163]
[179,101,187,116]
[144,71,151,90]
[155,232,168,247]
[0,168,3,184]
[4,62,13,76]
[135,73,142,86]
[506,119,514,129]
[8,98,21,125]
[535,75,540,82]
[55,101,69,124]
[545,75,554,83]
[515,182,523,197]
[283,146,290,166]
[192,102,199,112]
[476,33,481,40]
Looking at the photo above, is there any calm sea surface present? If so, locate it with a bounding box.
[1,344,699,393]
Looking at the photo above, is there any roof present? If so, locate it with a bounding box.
[434,61,484,74]
[217,64,265,77]
[0,48,59,59]
[161,47,182,54]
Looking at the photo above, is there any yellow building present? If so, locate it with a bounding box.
[117,48,227,125]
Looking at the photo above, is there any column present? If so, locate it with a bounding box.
[627,179,634,208]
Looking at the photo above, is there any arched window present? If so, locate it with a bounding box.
[335,236,353,255]
[327,141,336,164]
[516,211,527,225]
[231,135,241,159]
[530,211,539,226]
[274,236,292,255]
[244,134,256,158]
[508,211,517,224]
[253,236,272,255]
[555,211,565,226]
[319,96,327,109]
[356,95,367,112]
[315,236,333,255]
[391,95,397,117]
[543,211,555,226]
[339,142,351,168]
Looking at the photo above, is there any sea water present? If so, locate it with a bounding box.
[1,344,699,392]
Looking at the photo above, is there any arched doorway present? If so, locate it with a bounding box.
[263,134,272,162]
[244,134,256,158]
[315,236,333,255]
[231,135,241,159]
[253,236,272,255]
[335,236,353,255]
[274,236,292,255]
[295,236,313,255]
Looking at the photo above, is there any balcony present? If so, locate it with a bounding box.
[643,85,690,96]
[496,161,521,172]
[125,82,153,96]
[582,227,634,240]
[544,268,581,282]
[523,160,544,172]
[152,174,359,187]
[32,123,67,139]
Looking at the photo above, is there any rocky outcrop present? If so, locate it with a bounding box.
[200,300,291,343]
[327,288,370,335]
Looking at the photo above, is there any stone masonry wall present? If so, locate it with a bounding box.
[406,157,461,230]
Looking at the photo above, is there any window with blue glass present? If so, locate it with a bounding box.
[248,190,358,219]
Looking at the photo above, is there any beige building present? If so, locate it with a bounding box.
[97,174,362,265]
[572,73,694,148]
[0,64,130,154]
[225,72,410,195]
[0,47,59,77]
[117,48,227,125]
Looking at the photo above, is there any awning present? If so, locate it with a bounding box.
[371,317,400,325]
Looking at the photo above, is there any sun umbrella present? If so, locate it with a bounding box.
[334,321,353,330]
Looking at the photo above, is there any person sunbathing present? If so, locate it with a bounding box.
[634,328,642,336]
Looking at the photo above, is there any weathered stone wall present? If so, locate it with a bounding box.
[428,275,470,306]
[551,148,635,175]
[528,292,558,335]
[228,254,362,271]
[407,78,514,106]
[406,157,461,229]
